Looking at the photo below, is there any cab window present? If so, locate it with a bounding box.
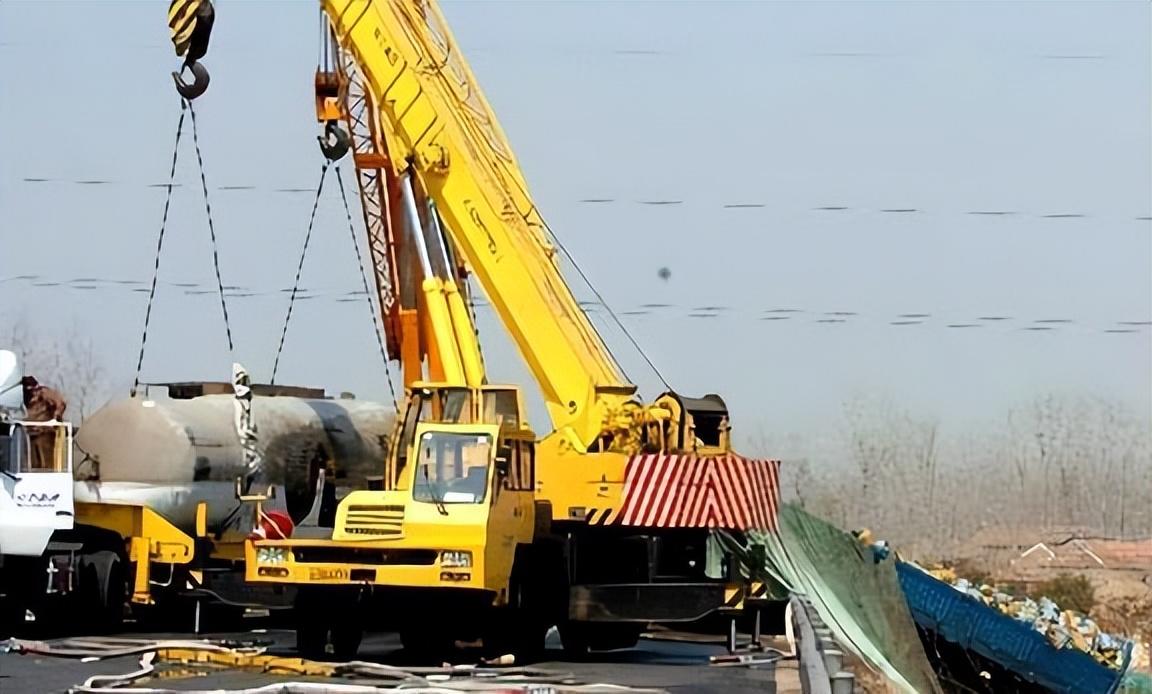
[439,389,470,423]
[0,423,14,474]
[0,423,63,474]
[413,431,492,504]
[503,440,534,492]
[482,390,520,429]
[395,391,432,483]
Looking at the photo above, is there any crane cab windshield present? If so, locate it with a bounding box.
[413,430,492,505]
[390,383,531,494]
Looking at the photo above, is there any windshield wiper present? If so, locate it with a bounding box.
[421,465,449,516]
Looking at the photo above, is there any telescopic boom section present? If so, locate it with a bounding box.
[321,0,638,450]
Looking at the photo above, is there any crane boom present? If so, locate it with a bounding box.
[321,0,637,449]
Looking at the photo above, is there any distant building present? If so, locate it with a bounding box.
[957,526,1152,574]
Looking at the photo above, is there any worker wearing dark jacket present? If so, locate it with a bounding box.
[21,376,67,470]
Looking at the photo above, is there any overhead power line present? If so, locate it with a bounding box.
[10,177,1151,223]
[6,274,1149,337]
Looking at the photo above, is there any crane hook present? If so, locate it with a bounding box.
[318,120,351,161]
[172,60,210,101]
[169,0,215,100]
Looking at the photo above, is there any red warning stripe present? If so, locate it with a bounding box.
[614,454,780,531]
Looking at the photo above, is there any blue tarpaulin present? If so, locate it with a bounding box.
[897,562,1128,694]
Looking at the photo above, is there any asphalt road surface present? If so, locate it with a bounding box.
[0,628,797,694]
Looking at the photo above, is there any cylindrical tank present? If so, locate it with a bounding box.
[73,394,395,535]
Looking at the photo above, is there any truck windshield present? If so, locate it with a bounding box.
[412,431,492,505]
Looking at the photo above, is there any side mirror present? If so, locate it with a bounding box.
[235,476,276,502]
[495,445,512,477]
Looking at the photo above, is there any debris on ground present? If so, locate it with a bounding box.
[911,564,1136,670]
[4,636,670,693]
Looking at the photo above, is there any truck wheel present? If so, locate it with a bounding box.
[296,620,327,660]
[329,588,365,662]
[294,587,364,661]
[484,575,549,663]
[485,547,557,663]
[330,620,363,662]
[79,550,125,634]
[0,596,23,637]
[293,588,328,660]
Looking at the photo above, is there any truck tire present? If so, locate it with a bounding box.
[0,595,23,637]
[293,587,328,660]
[329,587,365,662]
[330,620,363,662]
[79,550,125,634]
[483,569,548,663]
[293,586,364,661]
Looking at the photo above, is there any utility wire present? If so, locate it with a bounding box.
[18,177,1150,222]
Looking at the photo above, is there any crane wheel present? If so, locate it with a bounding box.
[293,586,364,661]
[330,619,363,661]
[482,575,549,663]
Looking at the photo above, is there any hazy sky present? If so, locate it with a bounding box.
[1,1,1149,450]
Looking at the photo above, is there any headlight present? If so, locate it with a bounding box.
[257,547,288,564]
[440,550,472,568]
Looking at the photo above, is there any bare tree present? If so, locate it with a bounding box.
[783,392,1151,555]
[2,317,110,422]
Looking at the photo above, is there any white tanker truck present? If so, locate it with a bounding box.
[0,352,394,634]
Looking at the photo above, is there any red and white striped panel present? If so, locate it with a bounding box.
[613,454,780,531]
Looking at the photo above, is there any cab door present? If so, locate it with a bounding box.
[484,437,535,597]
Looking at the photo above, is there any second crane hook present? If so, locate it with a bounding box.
[318,121,351,162]
[172,60,210,101]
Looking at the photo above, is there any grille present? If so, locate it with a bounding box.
[341,503,405,537]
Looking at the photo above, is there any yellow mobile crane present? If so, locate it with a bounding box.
[245,0,781,659]
[245,121,546,659]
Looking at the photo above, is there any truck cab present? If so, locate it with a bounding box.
[0,419,75,558]
[246,382,540,659]
[0,350,75,560]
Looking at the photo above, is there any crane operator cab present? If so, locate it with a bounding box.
[245,383,540,660]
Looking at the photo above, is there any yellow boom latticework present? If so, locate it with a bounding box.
[322,0,639,451]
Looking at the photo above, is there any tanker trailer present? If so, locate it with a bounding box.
[74,384,394,535]
[11,381,393,634]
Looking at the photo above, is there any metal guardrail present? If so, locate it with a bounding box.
[791,594,857,694]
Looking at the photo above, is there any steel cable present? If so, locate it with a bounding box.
[130,107,186,398]
[186,100,236,355]
[334,166,400,411]
[431,71,666,391]
[270,162,329,384]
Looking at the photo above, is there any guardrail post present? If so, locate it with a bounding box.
[830,671,856,694]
